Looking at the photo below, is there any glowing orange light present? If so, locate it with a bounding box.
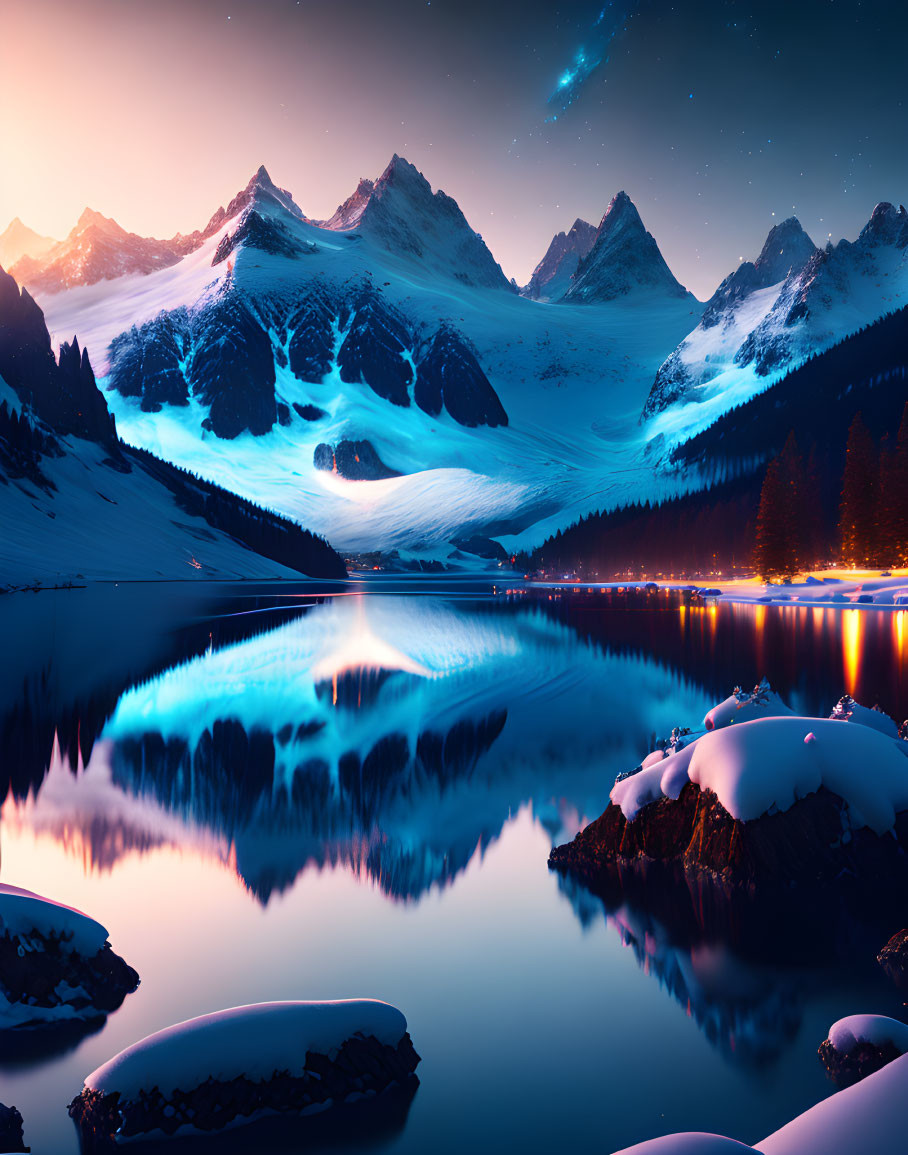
[842,609,863,696]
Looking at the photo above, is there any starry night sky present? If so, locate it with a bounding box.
[1,0,905,295]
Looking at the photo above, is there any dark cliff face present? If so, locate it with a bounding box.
[0,266,117,445]
[550,781,908,891]
[108,283,508,438]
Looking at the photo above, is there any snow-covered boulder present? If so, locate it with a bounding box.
[818,1014,908,1087]
[69,1000,420,1146]
[550,688,908,890]
[829,694,900,739]
[0,884,138,1030]
[703,679,792,731]
[878,928,908,988]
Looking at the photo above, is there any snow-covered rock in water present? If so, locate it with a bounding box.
[564,192,691,304]
[69,1000,420,1145]
[523,218,597,301]
[878,928,908,988]
[0,883,138,1030]
[550,688,908,889]
[819,1014,908,1087]
[704,678,793,730]
[0,1102,26,1153]
[645,202,908,436]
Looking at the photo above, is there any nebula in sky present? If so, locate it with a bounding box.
[547,2,641,120]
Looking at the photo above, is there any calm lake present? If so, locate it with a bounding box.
[1,579,906,1153]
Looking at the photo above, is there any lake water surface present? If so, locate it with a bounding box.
[1,580,906,1153]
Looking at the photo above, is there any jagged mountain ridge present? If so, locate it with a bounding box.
[565,192,691,303]
[0,217,57,269]
[645,202,908,426]
[523,218,597,301]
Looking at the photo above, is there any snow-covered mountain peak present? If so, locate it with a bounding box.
[753,217,816,281]
[565,191,689,303]
[75,207,121,234]
[0,217,57,271]
[345,153,513,290]
[858,201,908,247]
[322,178,375,231]
[523,217,596,301]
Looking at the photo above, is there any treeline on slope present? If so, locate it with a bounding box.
[125,444,347,578]
[524,308,908,580]
[754,407,908,580]
[0,399,58,486]
[671,305,908,480]
[520,475,761,577]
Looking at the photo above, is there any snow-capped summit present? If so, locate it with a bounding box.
[564,191,690,303]
[645,198,908,428]
[522,218,597,301]
[172,164,305,255]
[330,154,513,291]
[10,209,182,295]
[0,217,57,270]
[321,178,375,231]
[696,217,817,329]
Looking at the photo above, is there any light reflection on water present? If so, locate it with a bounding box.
[0,583,905,1154]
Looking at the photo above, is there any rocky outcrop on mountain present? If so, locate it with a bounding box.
[313,439,401,480]
[0,267,117,444]
[337,289,413,406]
[212,208,313,266]
[565,192,689,303]
[0,217,56,269]
[11,209,182,294]
[523,218,597,300]
[0,1103,26,1153]
[107,309,190,412]
[415,324,508,427]
[170,165,305,256]
[191,295,277,439]
[349,155,513,290]
[322,178,375,231]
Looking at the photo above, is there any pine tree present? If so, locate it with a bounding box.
[879,401,908,567]
[754,456,796,582]
[838,413,880,567]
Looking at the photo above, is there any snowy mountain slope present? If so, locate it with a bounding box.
[565,192,692,303]
[0,268,344,585]
[645,203,908,444]
[33,162,701,556]
[0,217,57,269]
[523,217,597,301]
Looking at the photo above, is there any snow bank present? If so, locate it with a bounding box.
[609,1053,908,1153]
[612,715,908,829]
[85,1000,408,1101]
[758,1050,908,1154]
[611,1134,755,1154]
[0,883,108,956]
[827,1014,908,1057]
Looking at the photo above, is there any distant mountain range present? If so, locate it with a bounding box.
[2,155,903,562]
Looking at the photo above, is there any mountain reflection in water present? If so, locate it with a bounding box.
[0,581,906,1155]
